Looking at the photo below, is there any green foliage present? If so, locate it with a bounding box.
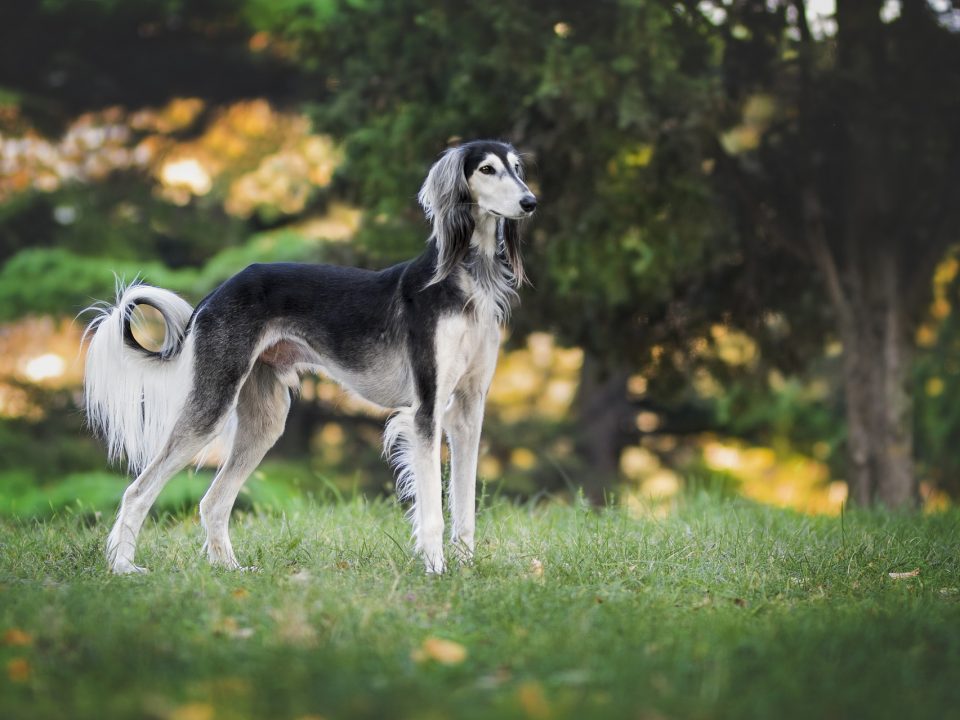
[1,498,959,719]
[0,247,195,322]
[0,410,104,482]
[0,226,331,321]
[915,291,960,496]
[0,461,314,519]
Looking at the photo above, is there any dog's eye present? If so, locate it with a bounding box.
[479,165,495,175]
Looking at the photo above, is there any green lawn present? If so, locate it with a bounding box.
[1,494,958,720]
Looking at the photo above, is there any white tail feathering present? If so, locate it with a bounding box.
[83,282,195,475]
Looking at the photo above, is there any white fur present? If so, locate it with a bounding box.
[83,283,195,474]
[467,152,531,219]
[383,311,497,573]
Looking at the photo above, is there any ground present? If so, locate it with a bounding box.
[1,494,959,719]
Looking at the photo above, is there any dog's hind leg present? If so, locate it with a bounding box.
[106,334,253,574]
[199,362,290,569]
[106,424,220,574]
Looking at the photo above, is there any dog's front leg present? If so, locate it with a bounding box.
[411,409,445,574]
[444,390,485,563]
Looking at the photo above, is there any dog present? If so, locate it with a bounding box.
[83,140,536,574]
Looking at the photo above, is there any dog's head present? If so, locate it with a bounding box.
[419,140,536,287]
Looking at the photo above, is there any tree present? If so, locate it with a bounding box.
[697,0,960,506]
[249,0,744,498]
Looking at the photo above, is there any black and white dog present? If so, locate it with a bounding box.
[84,140,536,574]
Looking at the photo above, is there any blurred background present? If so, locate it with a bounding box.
[1,0,958,520]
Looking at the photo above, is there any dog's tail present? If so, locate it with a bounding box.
[83,280,196,475]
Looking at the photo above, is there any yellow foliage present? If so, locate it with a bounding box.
[930,297,951,320]
[703,440,841,514]
[640,469,681,499]
[0,317,84,419]
[511,447,538,470]
[627,374,648,396]
[916,324,937,348]
[926,377,945,397]
[635,411,660,433]
[479,456,503,478]
[6,658,30,683]
[130,98,205,134]
[711,324,758,366]
[620,446,660,480]
[692,368,722,399]
[3,629,34,646]
[623,143,655,167]
[934,255,958,285]
[720,94,776,155]
[487,333,583,423]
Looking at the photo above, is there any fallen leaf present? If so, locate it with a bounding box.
[170,702,215,720]
[529,558,544,579]
[693,594,712,609]
[271,605,318,647]
[214,616,254,640]
[888,569,921,580]
[3,628,33,646]
[517,680,551,719]
[231,588,249,599]
[7,658,30,683]
[411,636,468,665]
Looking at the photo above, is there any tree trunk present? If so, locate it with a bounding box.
[573,354,632,504]
[837,251,917,508]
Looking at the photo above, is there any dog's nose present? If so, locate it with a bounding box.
[520,195,537,213]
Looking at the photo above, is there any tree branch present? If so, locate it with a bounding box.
[792,0,814,46]
[803,187,854,334]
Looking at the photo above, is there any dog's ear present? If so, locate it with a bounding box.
[500,218,527,288]
[419,147,474,286]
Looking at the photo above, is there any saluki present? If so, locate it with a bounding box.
[83,140,536,574]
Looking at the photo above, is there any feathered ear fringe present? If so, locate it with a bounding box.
[500,218,527,288]
[418,147,475,286]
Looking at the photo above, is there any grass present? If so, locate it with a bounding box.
[1,492,959,720]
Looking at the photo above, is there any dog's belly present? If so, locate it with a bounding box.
[259,337,413,409]
[320,357,414,409]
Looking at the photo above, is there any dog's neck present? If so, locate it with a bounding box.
[460,208,516,323]
[470,209,499,258]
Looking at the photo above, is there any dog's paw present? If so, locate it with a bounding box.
[111,559,149,575]
[450,537,475,566]
[422,551,446,575]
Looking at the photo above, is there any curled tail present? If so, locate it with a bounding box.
[83,281,195,474]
